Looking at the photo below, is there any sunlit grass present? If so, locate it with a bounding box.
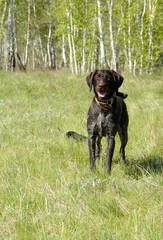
[0,70,162,239]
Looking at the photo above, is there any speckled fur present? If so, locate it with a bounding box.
[87,70,129,173]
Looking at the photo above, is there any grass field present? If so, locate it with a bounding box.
[0,70,162,239]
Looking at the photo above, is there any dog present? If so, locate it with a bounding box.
[86,69,129,173]
[66,69,129,173]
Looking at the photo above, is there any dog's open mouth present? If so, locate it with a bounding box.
[97,91,109,98]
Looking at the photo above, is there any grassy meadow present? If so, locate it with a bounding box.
[0,70,162,239]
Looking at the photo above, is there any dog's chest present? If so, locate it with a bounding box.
[95,111,111,136]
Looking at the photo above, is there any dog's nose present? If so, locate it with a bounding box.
[99,82,103,86]
[98,82,105,89]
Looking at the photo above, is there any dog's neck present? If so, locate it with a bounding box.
[94,92,116,109]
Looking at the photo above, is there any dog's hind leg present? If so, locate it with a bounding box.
[118,124,128,164]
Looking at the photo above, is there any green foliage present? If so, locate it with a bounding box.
[0,0,162,72]
[0,71,162,238]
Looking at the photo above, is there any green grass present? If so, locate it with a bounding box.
[0,70,162,239]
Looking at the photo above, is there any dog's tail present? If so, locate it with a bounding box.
[66,131,87,141]
[116,92,128,99]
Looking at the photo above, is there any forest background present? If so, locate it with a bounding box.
[0,0,162,75]
[0,1,163,238]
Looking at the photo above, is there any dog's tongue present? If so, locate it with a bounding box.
[97,91,106,98]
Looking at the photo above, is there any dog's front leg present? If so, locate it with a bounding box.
[88,135,96,170]
[106,136,115,173]
[96,136,102,159]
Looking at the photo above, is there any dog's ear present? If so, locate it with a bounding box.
[111,70,124,90]
[86,70,97,92]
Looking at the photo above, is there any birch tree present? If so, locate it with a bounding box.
[148,0,158,73]
[128,0,132,73]
[140,0,146,75]
[0,0,162,73]
[107,0,116,70]
[97,0,106,67]
[81,0,88,73]
[62,33,67,67]
[7,0,15,71]
[69,2,78,74]
[24,0,30,68]
[66,7,74,74]
[13,0,25,70]
[47,22,52,68]
[0,0,7,69]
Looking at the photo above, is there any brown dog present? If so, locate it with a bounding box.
[86,69,129,173]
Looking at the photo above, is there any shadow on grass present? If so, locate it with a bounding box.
[124,156,163,179]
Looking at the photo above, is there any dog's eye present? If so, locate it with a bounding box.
[97,74,101,78]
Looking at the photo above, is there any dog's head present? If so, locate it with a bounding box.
[86,69,124,100]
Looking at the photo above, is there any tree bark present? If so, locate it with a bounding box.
[62,34,67,67]
[107,0,116,70]
[13,0,25,70]
[97,0,106,67]
[128,0,132,73]
[82,29,86,73]
[7,0,15,72]
[47,23,52,68]
[50,36,56,69]
[81,0,88,73]
[140,0,146,75]
[24,0,31,68]
[69,0,78,74]
[66,8,74,74]
[0,1,7,69]
[148,0,157,74]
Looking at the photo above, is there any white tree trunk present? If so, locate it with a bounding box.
[67,32,74,73]
[97,0,106,67]
[47,23,52,68]
[13,0,17,54]
[7,0,15,71]
[66,8,74,74]
[69,0,78,74]
[50,36,56,69]
[71,32,78,74]
[24,0,30,68]
[32,41,35,70]
[81,0,87,73]
[0,1,7,30]
[82,29,86,73]
[148,0,157,74]
[148,0,152,67]
[0,0,7,69]
[140,0,146,75]
[13,0,25,70]
[62,34,67,67]
[107,0,116,70]
[128,0,132,72]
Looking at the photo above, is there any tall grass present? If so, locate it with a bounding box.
[0,70,162,239]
